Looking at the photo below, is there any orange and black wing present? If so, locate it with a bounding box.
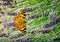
[14,10,26,34]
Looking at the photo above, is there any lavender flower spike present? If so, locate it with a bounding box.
[3,22,14,28]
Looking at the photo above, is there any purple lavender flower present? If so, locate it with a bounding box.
[9,22,14,27]
[4,23,9,28]
[3,22,14,28]
[22,38,30,42]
